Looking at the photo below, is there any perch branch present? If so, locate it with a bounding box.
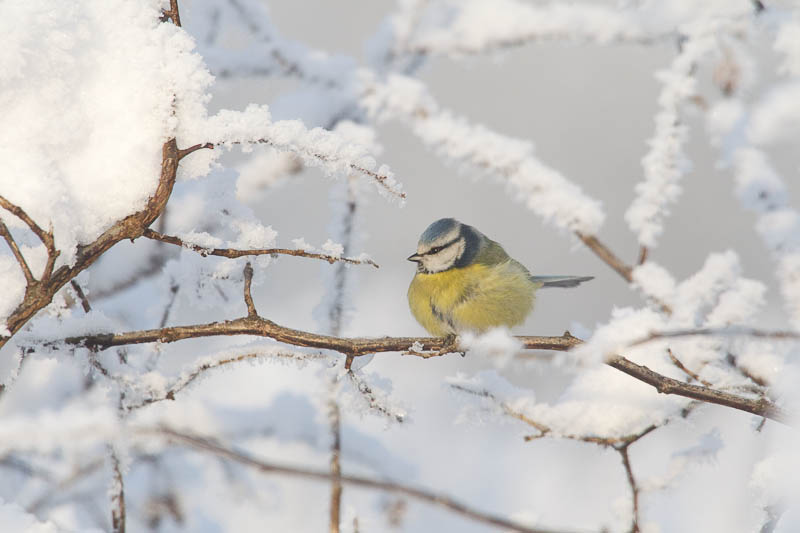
[142,228,378,268]
[60,319,790,423]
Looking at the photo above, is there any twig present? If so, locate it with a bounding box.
[153,427,585,533]
[619,446,640,533]
[0,219,34,284]
[329,398,342,533]
[0,195,59,281]
[450,383,664,532]
[110,448,126,533]
[629,327,800,347]
[637,246,648,266]
[575,231,633,282]
[124,350,325,411]
[177,143,214,160]
[346,371,406,423]
[160,0,182,26]
[70,280,92,313]
[606,355,786,422]
[27,458,104,514]
[242,262,257,317]
[667,348,711,387]
[142,228,379,268]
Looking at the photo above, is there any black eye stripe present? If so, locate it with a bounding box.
[424,237,460,256]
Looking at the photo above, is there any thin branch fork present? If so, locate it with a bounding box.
[152,427,584,533]
[142,228,379,268]
[0,195,59,282]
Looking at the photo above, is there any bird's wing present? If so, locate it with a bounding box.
[530,275,594,288]
[473,239,513,266]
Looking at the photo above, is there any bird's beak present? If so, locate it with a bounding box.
[407,253,422,262]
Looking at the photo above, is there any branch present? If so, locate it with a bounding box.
[109,448,126,533]
[153,427,585,533]
[242,262,258,317]
[70,280,92,314]
[0,194,59,281]
[452,384,667,533]
[142,228,378,268]
[605,355,787,422]
[159,0,182,26]
[629,327,800,347]
[328,398,342,533]
[0,219,34,284]
[60,318,790,423]
[0,140,180,351]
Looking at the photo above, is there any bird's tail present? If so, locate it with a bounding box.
[530,275,594,288]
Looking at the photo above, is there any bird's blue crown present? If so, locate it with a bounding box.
[419,217,460,244]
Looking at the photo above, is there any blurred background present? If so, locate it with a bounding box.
[12,1,795,531]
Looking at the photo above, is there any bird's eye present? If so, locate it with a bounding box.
[430,245,443,254]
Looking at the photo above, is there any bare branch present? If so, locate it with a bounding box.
[0,195,59,281]
[637,246,649,266]
[159,0,182,26]
[328,398,342,533]
[0,219,34,284]
[177,142,214,160]
[70,280,92,313]
[242,262,258,317]
[142,228,379,268]
[574,231,633,282]
[619,446,640,533]
[629,327,800,347]
[153,427,585,533]
[109,448,126,533]
[667,348,711,387]
[606,355,787,422]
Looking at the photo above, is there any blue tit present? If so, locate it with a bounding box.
[407,218,593,336]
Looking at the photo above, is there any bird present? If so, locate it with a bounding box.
[407,218,593,336]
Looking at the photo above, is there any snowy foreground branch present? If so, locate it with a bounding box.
[0,140,180,349]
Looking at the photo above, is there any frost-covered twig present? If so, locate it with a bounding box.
[667,348,712,387]
[451,383,674,532]
[625,31,716,248]
[363,74,603,234]
[153,427,574,533]
[328,397,343,533]
[0,219,34,284]
[627,327,800,347]
[27,458,105,514]
[109,448,126,533]
[345,371,406,423]
[159,0,182,26]
[125,348,325,411]
[0,194,59,282]
[242,262,257,317]
[70,280,92,314]
[142,229,379,268]
[407,0,670,56]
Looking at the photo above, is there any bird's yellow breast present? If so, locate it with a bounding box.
[407,261,538,336]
